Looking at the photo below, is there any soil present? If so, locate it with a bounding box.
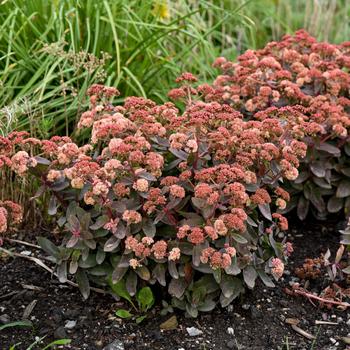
[1,219,350,350]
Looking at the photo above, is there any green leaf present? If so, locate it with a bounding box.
[37,237,60,258]
[197,298,216,312]
[116,309,133,319]
[191,286,206,305]
[136,287,154,312]
[0,320,33,331]
[186,303,198,318]
[108,278,135,309]
[42,339,72,350]
[136,315,147,324]
[342,266,350,274]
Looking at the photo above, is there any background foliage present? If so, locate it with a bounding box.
[0,0,349,138]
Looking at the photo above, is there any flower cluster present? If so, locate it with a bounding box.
[206,30,350,220]
[0,200,23,245]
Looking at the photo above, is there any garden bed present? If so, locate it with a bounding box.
[1,219,349,350]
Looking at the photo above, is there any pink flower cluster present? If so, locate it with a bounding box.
[0,200,23,244]
[204,30,350,219]
[200,244,236,270]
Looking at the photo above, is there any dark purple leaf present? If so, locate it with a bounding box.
[258,203,272,221]
[327,196,344,213]
[169,148,188,161]
[310,161,326,177]
[90,215,109,230]
[316,142,341,156]
[104,236,121,252]
[75,269,90,300]
[243,266,257,289]
[57,261,67,283]
[34,156,51,165]
[336,180,350,198]
[168,277,187,298]
[152,264,166,286]
[294,171,309,184]
[257,270,275,287]
[48,195,58,216]
[297,196,309,220]
[66,235,79,248]
[142,218,156,237]
[135,266,151,281]
[126,271,138,296]
[168,261,179,279]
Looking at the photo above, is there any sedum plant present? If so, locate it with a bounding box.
[205,30,350,220]
[0,76,301,315]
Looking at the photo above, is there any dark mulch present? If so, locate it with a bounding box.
[1,219,350,350]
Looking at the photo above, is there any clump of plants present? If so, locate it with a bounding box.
[0,76,302,316]
[3,31,350,317]
[205,30,350,220]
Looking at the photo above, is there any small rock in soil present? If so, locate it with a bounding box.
[226,339,237,349]
[63,309,79,319]
[64,320,77,329]
[242,304,250,310]
[186,326,203,336]
[227,327,234,335]
[0,314,10,324]
[54,326,67,339]
[103,339,125,350]
[250,306,261,319]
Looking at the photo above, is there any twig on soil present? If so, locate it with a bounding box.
[21,284,44,292]
[0,290,20,300]
[5,238,41,249]
[0,247,106,295]
[290,324,316,340]
[315,320,338,325]
[285,286,350,309]
[22,300,37,319]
